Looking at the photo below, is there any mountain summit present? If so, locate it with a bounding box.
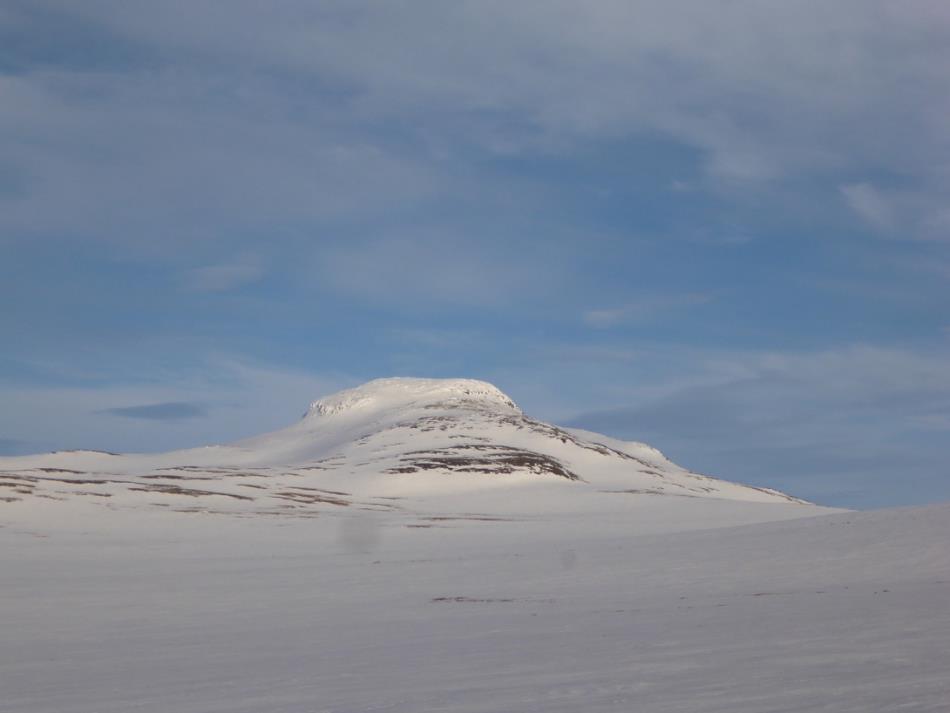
[306,378,520,418]
[0,377,808,519]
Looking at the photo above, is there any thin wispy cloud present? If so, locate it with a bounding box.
[840,182,950,240]
[316,230,559,307]
[840,183,896,233]
[102,401,207,421]
[584,293,714,328]
[183,260,263,293]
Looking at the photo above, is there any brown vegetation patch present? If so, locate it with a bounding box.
[128,484,254,500]
[422,515,513,522]
[272,490,350,507]
[384,445,580,480]
[140,474,218,481]
[284,485,351,496]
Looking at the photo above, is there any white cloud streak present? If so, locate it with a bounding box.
[840,182,950,240]
[583,293,714,328]
[183,259,264,293]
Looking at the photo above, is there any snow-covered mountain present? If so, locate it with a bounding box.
[0,377,805,520]
[5,378,949,712]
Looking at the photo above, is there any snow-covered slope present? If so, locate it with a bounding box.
[0,377,808,523]
[2,494,948,712]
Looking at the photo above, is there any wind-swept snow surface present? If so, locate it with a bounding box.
[2,379,947,712]
[3,502,949,712]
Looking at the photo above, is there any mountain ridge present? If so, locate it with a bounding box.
[0,377,812,521]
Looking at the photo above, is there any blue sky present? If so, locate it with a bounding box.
[2,1,950,508]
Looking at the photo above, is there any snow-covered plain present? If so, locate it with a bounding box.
[2,379,948,712]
